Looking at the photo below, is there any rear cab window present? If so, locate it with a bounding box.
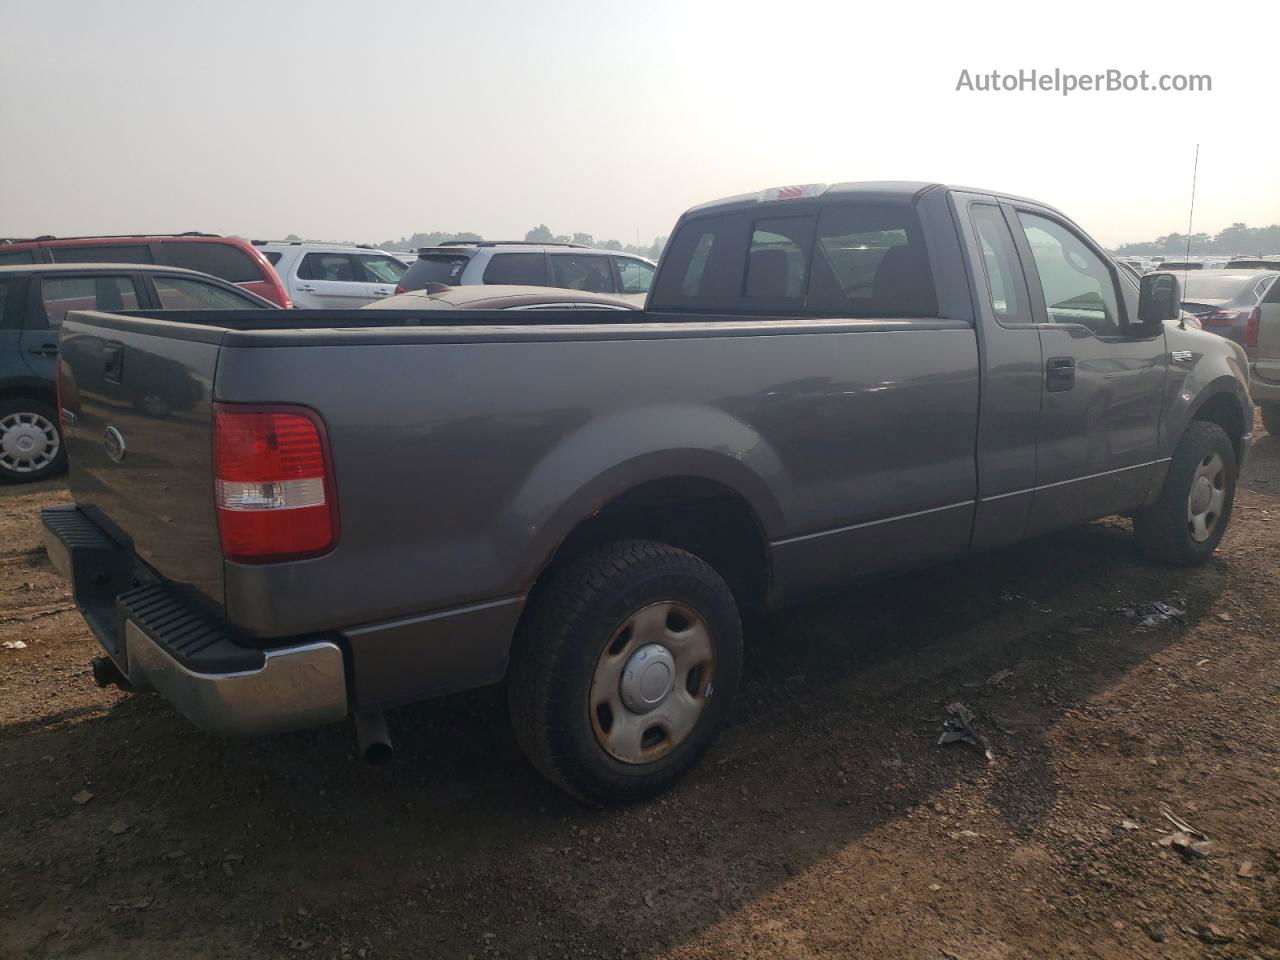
[650,201,937,318]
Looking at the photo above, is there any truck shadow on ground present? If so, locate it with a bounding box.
[0,511,1229,958]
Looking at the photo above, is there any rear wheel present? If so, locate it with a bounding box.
[1134,420,1236,565]
[0,399,65,483]
[508,540,743,802]
[1262,403,1280,438]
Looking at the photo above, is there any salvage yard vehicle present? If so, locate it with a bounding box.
[42,182,1253,802]
[0,234,291,307]
[396,241,656,305]
[1247,275,1280,436]
[253,241,409,309]
[0,263,277,482]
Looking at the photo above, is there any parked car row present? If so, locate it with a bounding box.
[1119,255,1280,274]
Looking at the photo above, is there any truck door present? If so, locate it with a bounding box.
[1007,205,1166,535]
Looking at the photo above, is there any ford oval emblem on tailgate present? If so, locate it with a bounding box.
[103,426,127,463]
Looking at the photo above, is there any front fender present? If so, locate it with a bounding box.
[497,402,786,589]
[1159,326,1251,459]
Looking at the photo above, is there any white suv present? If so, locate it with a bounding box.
[395,242,657,305]
[254,241,409,309]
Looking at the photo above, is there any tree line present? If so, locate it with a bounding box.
[1112,222,1280,257]
[371,227,667,260]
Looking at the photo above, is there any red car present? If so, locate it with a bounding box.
[0,233,291,307]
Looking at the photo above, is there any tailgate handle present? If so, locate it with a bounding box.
[103,342,124,384]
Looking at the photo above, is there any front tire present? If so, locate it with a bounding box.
[508,540,743,802]
[1134,420,1236,565]
[1262,403,1280,438]
[0,399,65,483]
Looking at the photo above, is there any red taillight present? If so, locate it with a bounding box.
[394,285,406,295]
[212,404,338,563]
[1201,309,1240,327]
[1245,307,1260,348]
[55,361,63,431]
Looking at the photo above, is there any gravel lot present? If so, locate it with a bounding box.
[1,415,1277,960]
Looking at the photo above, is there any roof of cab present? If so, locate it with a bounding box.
[679,180,1060,220]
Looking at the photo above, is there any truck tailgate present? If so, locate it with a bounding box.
[58,313,225,608]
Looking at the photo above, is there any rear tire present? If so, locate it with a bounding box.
[508,540,743,803]
[1262,403,1280,438]
[0,399,65,484]
[1134,420,1236,565]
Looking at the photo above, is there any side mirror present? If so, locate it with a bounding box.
[1134,272,1180,335]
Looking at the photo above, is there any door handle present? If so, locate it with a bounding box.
[372,289,392,297]
[1046,356,1075,392]
[103,342,124,384]
[295,284,316,293]
[28,344,59,356]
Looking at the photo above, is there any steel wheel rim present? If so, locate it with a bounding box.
[0,412,60,474]
[1187,451,1226,543]
[589,600,715,765]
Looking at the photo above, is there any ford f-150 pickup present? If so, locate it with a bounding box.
[42,182,1253,802]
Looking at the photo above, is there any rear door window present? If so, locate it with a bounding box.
[297,252,359,282]
[483,252,548,285]
[38,275,141,328]
[969,204,1029,324]
[357,254,408,284]
[550,254,616,293]
[261,251,283,266]
[152,275,264,309]
[50,244,153,265]
[152,241,262,282]
[807,204,936,316]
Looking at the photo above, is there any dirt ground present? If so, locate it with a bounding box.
[1,417,1277,960]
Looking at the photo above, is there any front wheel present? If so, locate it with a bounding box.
[508,540,743,802]
[1134,420,1237,565]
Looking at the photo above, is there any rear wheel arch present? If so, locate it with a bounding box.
[526,474,774,617]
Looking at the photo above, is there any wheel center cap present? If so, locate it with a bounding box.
[1190,476,1213,514]
[620,643,676,714]
[5,427,42,457]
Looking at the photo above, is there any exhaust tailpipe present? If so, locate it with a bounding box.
[91,655,132,692]
[354,711,393,766]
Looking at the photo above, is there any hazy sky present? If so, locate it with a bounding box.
[2,0,1277,249]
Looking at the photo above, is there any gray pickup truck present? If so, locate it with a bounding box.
[43,182,1252,802]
